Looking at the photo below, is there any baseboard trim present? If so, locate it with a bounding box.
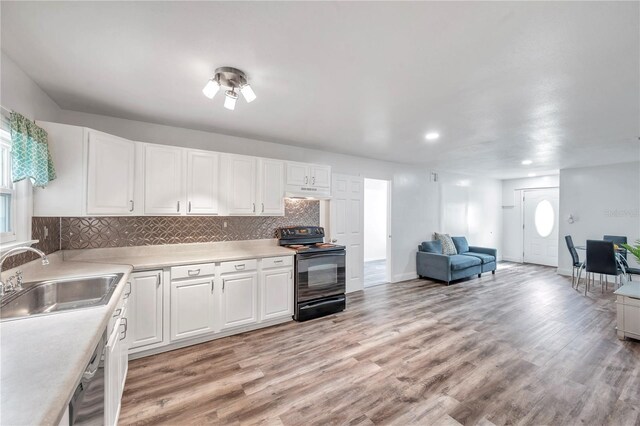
[392,272,418,283]
[556,268,573,276]
[502,256,523,263]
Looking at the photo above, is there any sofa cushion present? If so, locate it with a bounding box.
[451,236,469,254]
[463,252,496,264]
[420,240,442,253]
[434,232,457,255]
[449,254,481,270]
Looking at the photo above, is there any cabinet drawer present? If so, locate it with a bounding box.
[624,296,640,307]
[171,263,216,280]
[262,256,293,269]
[220,259,257,274]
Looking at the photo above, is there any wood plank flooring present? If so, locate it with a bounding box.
[119,263,640,425]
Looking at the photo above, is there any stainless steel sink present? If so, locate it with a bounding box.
[0,273,124,321]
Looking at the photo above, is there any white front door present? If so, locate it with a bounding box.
[523,188,559,267]
[330,174,364,293]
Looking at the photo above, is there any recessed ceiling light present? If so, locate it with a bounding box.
[521,159,533,165]
[425,132,440,141]
[528,173,537,177]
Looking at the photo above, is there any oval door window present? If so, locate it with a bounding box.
[534,200,555,237]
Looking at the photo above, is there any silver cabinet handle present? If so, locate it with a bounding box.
[211,280,214,293]
[119,318,128,340]
[274,259,283,264]
[188,269,200,276]
[129,200,134,212]
[312,176,316,185]
[222,280,225,292]
[113,308,122,317]
[252,203,256,213]
[235,264,246,270]
[156,273,161,286]
[177,200,180,212]
[124,282,131,298]
[188,201,192,213]
[261,203,264,213]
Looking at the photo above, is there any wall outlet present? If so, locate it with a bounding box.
[44,226,49,239]
[223,221,227,228]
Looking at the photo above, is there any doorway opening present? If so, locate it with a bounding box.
[364,178,391,287]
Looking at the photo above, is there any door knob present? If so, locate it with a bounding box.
[331,239,337,243]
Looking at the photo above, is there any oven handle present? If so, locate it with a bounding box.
[298,251,346,260]
[300,295,345,309]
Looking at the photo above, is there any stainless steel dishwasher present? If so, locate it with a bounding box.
[69,331,106,425]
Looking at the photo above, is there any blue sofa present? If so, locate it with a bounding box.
[416,237,497,285]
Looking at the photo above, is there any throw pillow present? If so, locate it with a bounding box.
[451,236,469,254]
[434,232,457,255]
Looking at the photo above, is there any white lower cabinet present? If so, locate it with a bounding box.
[129,271,163,350]
[171,276,216,341]
[105,316,124,426]
[261,268,293,321]
[220,271,258,330]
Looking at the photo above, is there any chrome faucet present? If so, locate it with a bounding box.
[0,247,49,297]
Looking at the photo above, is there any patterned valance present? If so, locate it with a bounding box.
[10,112,56,187]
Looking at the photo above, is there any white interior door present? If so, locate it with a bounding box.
[523,188,559,266]
[330,174,364,293]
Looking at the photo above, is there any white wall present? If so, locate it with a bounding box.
[364,179,388,261]
[501,175,559,262]
[558,161,640,275]
[0,51,62,246]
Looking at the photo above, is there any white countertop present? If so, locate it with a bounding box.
[0,239,294,425]
[0,255,133,426]
[63,239,294,270]
[615,282,640,299]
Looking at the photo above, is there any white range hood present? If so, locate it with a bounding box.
[285,186,331,200]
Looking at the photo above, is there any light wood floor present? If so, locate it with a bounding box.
[120,263,640,425]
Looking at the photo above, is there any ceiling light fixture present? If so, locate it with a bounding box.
[521,159,533,165]
[528,173,537,177]
[202,67,256,109]
[425,132,440,141]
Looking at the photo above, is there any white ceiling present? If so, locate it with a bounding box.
[1,2,638,179]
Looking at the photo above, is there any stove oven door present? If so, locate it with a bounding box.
[296,250,346,302]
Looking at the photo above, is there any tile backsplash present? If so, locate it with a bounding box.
[60,199,319,249]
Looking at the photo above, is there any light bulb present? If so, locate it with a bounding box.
[224,90,238,110]
[240,84,257,103]
[202,79,219,99]
[425,132,440,141]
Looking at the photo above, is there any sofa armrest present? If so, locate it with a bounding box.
[468,246,497,258]
[416,251,451,281]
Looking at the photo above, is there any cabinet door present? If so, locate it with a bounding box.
[221,272,258,329]
[119,306,129,398]
[105,321,122,426]
[226,155,257,215]
[129,271,163,350]
[144,144,184,214]
[286,162,309,186]
[260,268,293,321]
[310,165,331,188]
[187,150,219,215]
[87,131,135,215]
[171,277,216,341]
[258,159,284,215]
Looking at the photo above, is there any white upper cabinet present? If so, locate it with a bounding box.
[186,150,219,215]
[310,165,331,188]
[86,131,136,215]
[285,162,309,186]
[144,144,184,215]
[224,154,257,215]
[257,159,284,215]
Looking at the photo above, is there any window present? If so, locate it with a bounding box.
[534,199,555,238]
[0,116,16,243]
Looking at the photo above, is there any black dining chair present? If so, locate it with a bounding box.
[603,235,633,281]
[564,235,584,289]
[585,240,622,295]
